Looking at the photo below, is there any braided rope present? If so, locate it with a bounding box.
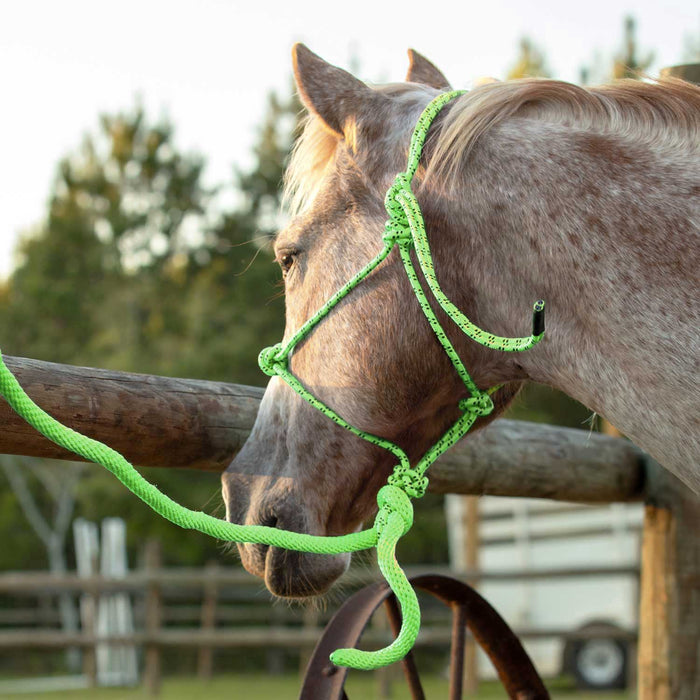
[0,90,545,672]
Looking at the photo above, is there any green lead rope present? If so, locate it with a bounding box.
[0,90,545,671]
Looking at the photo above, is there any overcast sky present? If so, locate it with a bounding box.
[1,0,697,278]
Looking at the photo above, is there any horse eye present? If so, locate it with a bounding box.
[278,250,298,275]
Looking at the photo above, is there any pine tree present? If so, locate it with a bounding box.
[176,88,301,386]
[0,108,219,573]
[0,106,210,368]
[682,29,700,62]
[612,16,654,79]
[507,37,551,79]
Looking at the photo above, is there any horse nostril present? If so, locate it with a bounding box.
[259,510,278,530]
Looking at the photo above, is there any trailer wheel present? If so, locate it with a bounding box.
[569,629,628,690]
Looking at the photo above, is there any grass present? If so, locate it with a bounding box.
[0,673,637,699]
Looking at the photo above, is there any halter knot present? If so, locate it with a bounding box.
[382,173,413,247]
[459,393,494,417]
[374,484,414,538]
[387,464,429,499]
[258,343,287,377]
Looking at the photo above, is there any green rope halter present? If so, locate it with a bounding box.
[0,90,544,671]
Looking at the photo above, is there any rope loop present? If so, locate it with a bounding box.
[382,222,412,248]
[387,465,429,499]
[375,484,414,537]
[382,173,414,247]
[459,392,494,417]
[258,343,287,377]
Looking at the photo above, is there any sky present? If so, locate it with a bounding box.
[1,0,697,278]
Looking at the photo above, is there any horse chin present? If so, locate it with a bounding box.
[238,543,350,598]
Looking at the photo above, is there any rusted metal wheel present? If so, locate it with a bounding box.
[299,574,549,699]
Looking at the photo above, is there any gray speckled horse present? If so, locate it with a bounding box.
[223,45,700,597]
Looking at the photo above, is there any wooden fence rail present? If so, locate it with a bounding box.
[0,564,641,594]
[0,627,639,650]
[0,355,645,503]
[0,564,639,691]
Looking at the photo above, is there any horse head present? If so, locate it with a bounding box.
[222,45,528,597]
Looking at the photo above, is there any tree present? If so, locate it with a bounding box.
[682,30,700,62]
[612,16,654,79]
[1,457,83,669]
[174,89,300,386]
[0,106,211,370]
[507,37,551,79]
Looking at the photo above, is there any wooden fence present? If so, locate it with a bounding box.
[0,559,640,692]
[0,350,698,699]
[0,355,645,500]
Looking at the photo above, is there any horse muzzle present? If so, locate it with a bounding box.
[238,541,350,598]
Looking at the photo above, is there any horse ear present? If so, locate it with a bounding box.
[406,49,452,89]
[292,43,376,139]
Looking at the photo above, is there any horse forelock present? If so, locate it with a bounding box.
[284,83,438,218]
[283,114,337,218]
[426,77,700,189]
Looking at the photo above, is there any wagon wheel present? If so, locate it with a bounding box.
[299,574,549,700]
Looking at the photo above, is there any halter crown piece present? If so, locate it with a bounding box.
[0,90,544,671]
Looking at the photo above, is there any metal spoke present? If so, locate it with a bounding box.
[384,596,426,700]
[449,604,468,700]
[299,574,549,699]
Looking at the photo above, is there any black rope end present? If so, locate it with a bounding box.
[532,300,545,337]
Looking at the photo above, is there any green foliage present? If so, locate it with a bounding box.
[507,37,551,79]
[0,91,299,570]
[0,484,46,570]
[0,106,210,368]
[580,15,654,84]
[612,16,654,80]
[166,90,301,385]
[682,30,700,62]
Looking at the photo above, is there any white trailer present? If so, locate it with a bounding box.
[445,495,643,690]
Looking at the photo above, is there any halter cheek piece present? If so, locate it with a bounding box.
[0,90,544,671]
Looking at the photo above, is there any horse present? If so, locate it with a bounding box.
[222,44,700,598]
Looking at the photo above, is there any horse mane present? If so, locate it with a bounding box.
[285,77,700,215]
[427,77,700,186]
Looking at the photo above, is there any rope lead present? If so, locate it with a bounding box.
[0,90,545,672]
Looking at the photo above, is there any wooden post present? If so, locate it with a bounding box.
[197,560,218,680]
[74,521,99,689]
[0,355,262,471]
[266,604,285,675]
[638,460,700,699]
[638,64,700,700]
[639,505,671,699]
[81,581,98,688]
[462,497,479,695]
[143,539,162,697]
